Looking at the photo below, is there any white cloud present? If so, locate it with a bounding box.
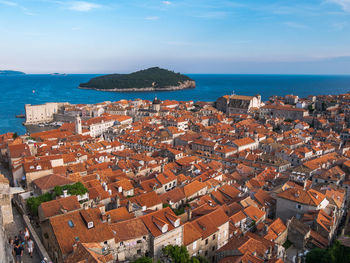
[66,1,101,12]
[284,22,310,29]
[162,1,171,5]
[145,16,159,20]
[327,0,350,12]
[0,0,17,6]
[194,11,227,19]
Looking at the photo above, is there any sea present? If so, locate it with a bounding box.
[1,74,350,135]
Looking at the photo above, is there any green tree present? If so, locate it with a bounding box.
[305,248,331,263]
[308,104,315,113]
[328,240,350,263]
[26,192,53,215]
[162,245,190,263]
[306,240,350,263]
[12,132,18,139]
[131,256,153,263]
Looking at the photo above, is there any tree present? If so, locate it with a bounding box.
[162,245,201,263]
[306,240,350,263]
[305,248,331,263]
[12,132,18,139]
[131,256,153,263]
[162,245,190,263]
[308,104,315,113]
[328,240,350,263]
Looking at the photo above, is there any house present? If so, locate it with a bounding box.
[64,242,114,263]
[312,166,345,186]
[44,207,115,263]
[159,188,186,209]
[183,180,208,200]
[286,217,310,249]
[187,207,230,262]
[32,174,75,195]
[231,137,258,152]
[276,188,329,222]
[140,207,183,259]
[38,195,81,222]
[127,191,163,214]
[260,105,308,120]
[264,218,287,245]
[110,218,150,261]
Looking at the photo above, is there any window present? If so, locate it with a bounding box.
[68,220,74,228]
[212,246,216,251]
[137,249,142,255]
[193,241,197,250]
[120,242,124,246]
[205,251,208,256]
[213,234,216,240]
[137,240,142,244]
[205,239,208,245]
[296,204,302,210]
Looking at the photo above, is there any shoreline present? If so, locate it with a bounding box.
[78,80,196,92]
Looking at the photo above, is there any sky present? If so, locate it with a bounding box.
[1,0,350,74]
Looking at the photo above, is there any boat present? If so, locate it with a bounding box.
[51,73,67,76]
[16,114,25,118]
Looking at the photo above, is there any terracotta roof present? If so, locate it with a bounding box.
[140,207,181,237]
[110,218,149,242]
[183,180,207,198]
[50,207,114,256]
[40,196,81,219]
[277,188,325,206]
[105,207,134,223]
[183,222,202,246]
[65,242,113,263]
[33,174,74,190]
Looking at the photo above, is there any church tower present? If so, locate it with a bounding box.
[152,96,161,112]
[75,116,82,135]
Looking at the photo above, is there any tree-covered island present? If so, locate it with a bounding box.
[79,67,195,92]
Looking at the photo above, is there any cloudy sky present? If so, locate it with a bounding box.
[1,0,350,74]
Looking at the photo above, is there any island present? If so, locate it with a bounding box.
[0,70,25,76]
[79,67,195,92]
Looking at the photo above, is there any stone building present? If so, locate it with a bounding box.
[25,102,65,124]
[259,105,308,120]
[0,174,13,225]
[140,207,184,259]
[216,94,262,115]
[0,174,14,263]
[276,188,328,222]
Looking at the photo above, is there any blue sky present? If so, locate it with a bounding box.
[0,0,350,74]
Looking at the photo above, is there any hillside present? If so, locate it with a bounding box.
[79,67,195,92]
[0,70,25,75]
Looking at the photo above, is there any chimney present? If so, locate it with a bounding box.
[101,213,107,223]
[99,205,106,214]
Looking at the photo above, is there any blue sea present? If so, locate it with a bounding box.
[1,74,350,135]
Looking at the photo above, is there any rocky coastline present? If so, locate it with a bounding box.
[79,80,196,92]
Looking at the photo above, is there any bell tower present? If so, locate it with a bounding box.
[75,116,82,134]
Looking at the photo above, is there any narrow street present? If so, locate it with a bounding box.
[6,205,41,263]
[1,162,42,262]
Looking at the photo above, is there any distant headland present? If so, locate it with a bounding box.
[0,70,25,76]
[79,67,196,92]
